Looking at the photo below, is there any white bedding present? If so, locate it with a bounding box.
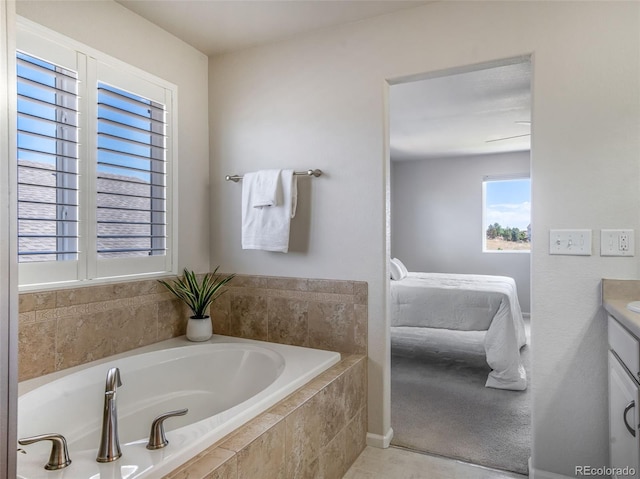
[390,272,527,391]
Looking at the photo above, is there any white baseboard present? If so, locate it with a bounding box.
[366,428,394,448]
[529,458,574,479]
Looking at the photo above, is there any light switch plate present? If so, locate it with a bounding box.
[601,229,635,256]
[549,229,592,256]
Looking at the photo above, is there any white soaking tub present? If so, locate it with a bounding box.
[17,335,340,479]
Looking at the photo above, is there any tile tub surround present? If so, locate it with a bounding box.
[164,354,367,479]
[18,274,368,381]
[212,275,367,355]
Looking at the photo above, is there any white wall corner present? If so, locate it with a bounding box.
[366,428,394,448]
[529,458,574,479]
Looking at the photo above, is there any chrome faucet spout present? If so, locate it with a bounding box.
[96,367,123,463]
[105,367,122,394]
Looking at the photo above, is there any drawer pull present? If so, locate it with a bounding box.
[624,400,636,437]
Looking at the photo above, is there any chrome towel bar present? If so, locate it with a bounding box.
[225,169,323,182]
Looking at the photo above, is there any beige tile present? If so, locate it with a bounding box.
[307,279,354,295]
[285,392,323,478]
[55,283,118,307]
[211,293,231,336]
[344,358,366,420]
[266,277,309,291]
[267,297,309,347]
[353,281,368,306]
[340,354,364,369]
[345,407,367,470]
[344,447,527,479]
[55,312,113,370]
[219,413,284,453]
[19,311,36,324]
[310,292,358,304]
[35,303,90,321]
[308,302,355,353]
[111,303,159,354]
[229,294,268,341]
[229,275,269,289]
[236,419,285,479]
[297,457,320,479]
[158,298,187,340]
[18,320,56,381]
[268,386,317,417]
[319,427,347,479]
[353,304,368,354]
[35,291,57,310]
[19,293,35,313]
[115,279,165,298]
[318,373,346,446]
[167,447,236,479]
[206,453,237,479]
[305,365,343,392]
[19,291,56,312]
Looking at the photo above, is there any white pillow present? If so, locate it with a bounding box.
[390,258,407,281]
[389,259,402,281]
[392,258,409,278]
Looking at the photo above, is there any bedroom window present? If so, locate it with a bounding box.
[483,176,531,253]
[17,19,176,288]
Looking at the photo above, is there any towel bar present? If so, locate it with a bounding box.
[225,169,323,182]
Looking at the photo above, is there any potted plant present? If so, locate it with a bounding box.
[159,267,235,341]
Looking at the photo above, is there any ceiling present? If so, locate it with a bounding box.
[390,60,532,161]
[115,1,531,160]
[116,0,430,57]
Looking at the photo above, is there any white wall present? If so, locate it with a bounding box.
[209,2,640,476]
[16,0,211,273]
[391,152,531,312]
[1,2,18,476]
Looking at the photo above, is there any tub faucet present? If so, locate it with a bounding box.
[96,367,123,463]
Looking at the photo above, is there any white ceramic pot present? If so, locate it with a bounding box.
[186,316,212,342]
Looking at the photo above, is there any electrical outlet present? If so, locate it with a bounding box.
[620,233,629,251]
[601,229,635,256]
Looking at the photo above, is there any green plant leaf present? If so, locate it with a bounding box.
[159,267,235,318]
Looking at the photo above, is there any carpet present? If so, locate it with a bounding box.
[390,323,531,475]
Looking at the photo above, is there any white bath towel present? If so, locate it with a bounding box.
[249,169,281,208]
[242,169,297,253]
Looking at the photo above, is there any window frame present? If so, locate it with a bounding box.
[17,18,178,291]
[482,173,531,254]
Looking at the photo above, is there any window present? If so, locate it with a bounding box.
[17,20,176,288]
[17,52,79,264]
[483,175,531,252]
[96,83,167,260]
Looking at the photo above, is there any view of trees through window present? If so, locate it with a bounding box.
[483,177,531,252]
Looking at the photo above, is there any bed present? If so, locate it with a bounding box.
[390,261,527,391]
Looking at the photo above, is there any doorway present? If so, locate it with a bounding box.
[387,57,532,474]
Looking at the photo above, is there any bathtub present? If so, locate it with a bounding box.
[17,335,340,479]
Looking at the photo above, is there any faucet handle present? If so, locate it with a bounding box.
[18,433,72,470]
[146,408,188,450]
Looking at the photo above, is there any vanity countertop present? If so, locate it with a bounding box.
[602,278,640,337]
[603,299,640,338]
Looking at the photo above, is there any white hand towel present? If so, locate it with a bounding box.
[242,169,297,253]
[248,169,281,208]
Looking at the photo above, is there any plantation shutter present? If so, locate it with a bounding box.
[96,83,167,259]
[16,52,79,263]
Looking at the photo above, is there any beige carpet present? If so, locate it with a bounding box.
[390,323,531,475]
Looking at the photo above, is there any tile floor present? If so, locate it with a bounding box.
[344,446,527,479]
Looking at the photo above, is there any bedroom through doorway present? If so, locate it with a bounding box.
[387,57,532,475]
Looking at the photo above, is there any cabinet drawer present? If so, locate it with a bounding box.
[609,315,640,378]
